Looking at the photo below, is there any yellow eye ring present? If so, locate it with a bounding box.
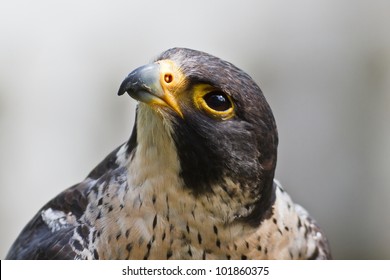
[193,84,235,120]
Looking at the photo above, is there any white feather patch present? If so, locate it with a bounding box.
[41,208,76,232]
[115,143,129,166]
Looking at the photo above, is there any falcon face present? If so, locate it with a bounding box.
[118,48,278,225]
[7,48,331,260]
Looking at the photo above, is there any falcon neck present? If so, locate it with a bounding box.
[126,104,182,180]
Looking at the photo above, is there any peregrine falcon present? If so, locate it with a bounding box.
[6,48,331,260]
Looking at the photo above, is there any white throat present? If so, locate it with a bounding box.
[93,104,258,259]
[127,104,181,186]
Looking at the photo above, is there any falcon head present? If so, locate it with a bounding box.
[118,48,278,226]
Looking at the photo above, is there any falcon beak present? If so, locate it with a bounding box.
[118,61,184,118]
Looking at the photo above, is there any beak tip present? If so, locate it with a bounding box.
[117,80,129,96]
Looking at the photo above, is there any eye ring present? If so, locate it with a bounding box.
[193,84,235,120]
[203,91,232,112]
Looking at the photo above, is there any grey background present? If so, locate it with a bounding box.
[1,0,389,259]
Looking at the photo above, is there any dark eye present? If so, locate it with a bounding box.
[203,91,232,111]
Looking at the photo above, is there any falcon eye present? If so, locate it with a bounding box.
[193,84,235,120]
[203,91,232,111]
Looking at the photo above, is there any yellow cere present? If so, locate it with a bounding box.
[154,60,188,118]
[158,60,187,93]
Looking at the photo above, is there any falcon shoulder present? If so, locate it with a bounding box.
[268,181,332,259]
[6,144,129,259]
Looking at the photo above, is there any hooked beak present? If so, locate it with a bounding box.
[118,61,184,118]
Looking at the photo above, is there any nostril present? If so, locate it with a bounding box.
[164,73,173,84]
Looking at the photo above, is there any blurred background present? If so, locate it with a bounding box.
[0,0,389,259]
